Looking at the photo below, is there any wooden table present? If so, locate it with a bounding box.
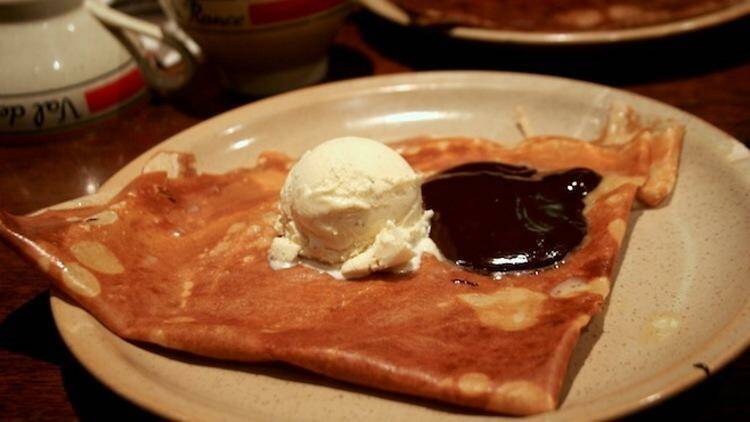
[1,11,749,420]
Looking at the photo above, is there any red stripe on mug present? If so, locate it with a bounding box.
[249,0,345,25]
[85,68,145,114]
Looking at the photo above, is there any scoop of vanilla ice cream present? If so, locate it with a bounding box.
[269,136,438,278]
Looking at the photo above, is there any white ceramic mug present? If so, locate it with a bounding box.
[159,0,352,96]
[0,0,197,136]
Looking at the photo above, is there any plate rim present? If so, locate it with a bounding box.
[360,0,750,44]
[47,70,750,421]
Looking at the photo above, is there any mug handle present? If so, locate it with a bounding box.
[85,0,198,92]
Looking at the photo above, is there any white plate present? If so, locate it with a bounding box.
[361,0,750,44]
[50,71,750,420]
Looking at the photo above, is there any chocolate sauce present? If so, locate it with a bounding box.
[422,162,601,274]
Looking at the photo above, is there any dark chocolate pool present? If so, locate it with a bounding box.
[422,162,601,274]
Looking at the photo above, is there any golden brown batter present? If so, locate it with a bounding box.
[0,111,683,414]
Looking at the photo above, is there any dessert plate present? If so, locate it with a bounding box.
[48,71,750,420]
[361,0,750,44]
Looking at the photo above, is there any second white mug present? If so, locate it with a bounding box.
[159,0,353,96]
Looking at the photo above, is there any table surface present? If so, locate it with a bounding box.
[1,10,749,420]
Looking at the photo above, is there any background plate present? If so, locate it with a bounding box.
[50,71,750,420]
[360,0,750,44]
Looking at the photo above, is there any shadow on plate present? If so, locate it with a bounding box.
[130,340,496,417]
[557,208,645,403]
[354,12,750,87]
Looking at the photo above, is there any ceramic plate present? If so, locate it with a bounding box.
[360,0,750,44]
[49,72,750,420]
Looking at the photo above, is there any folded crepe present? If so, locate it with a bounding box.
[0,108,682,415]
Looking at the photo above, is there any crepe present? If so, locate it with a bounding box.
[0,107,683,415]
[392,0,741,31]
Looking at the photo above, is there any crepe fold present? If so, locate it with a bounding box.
[0,109,682,415]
